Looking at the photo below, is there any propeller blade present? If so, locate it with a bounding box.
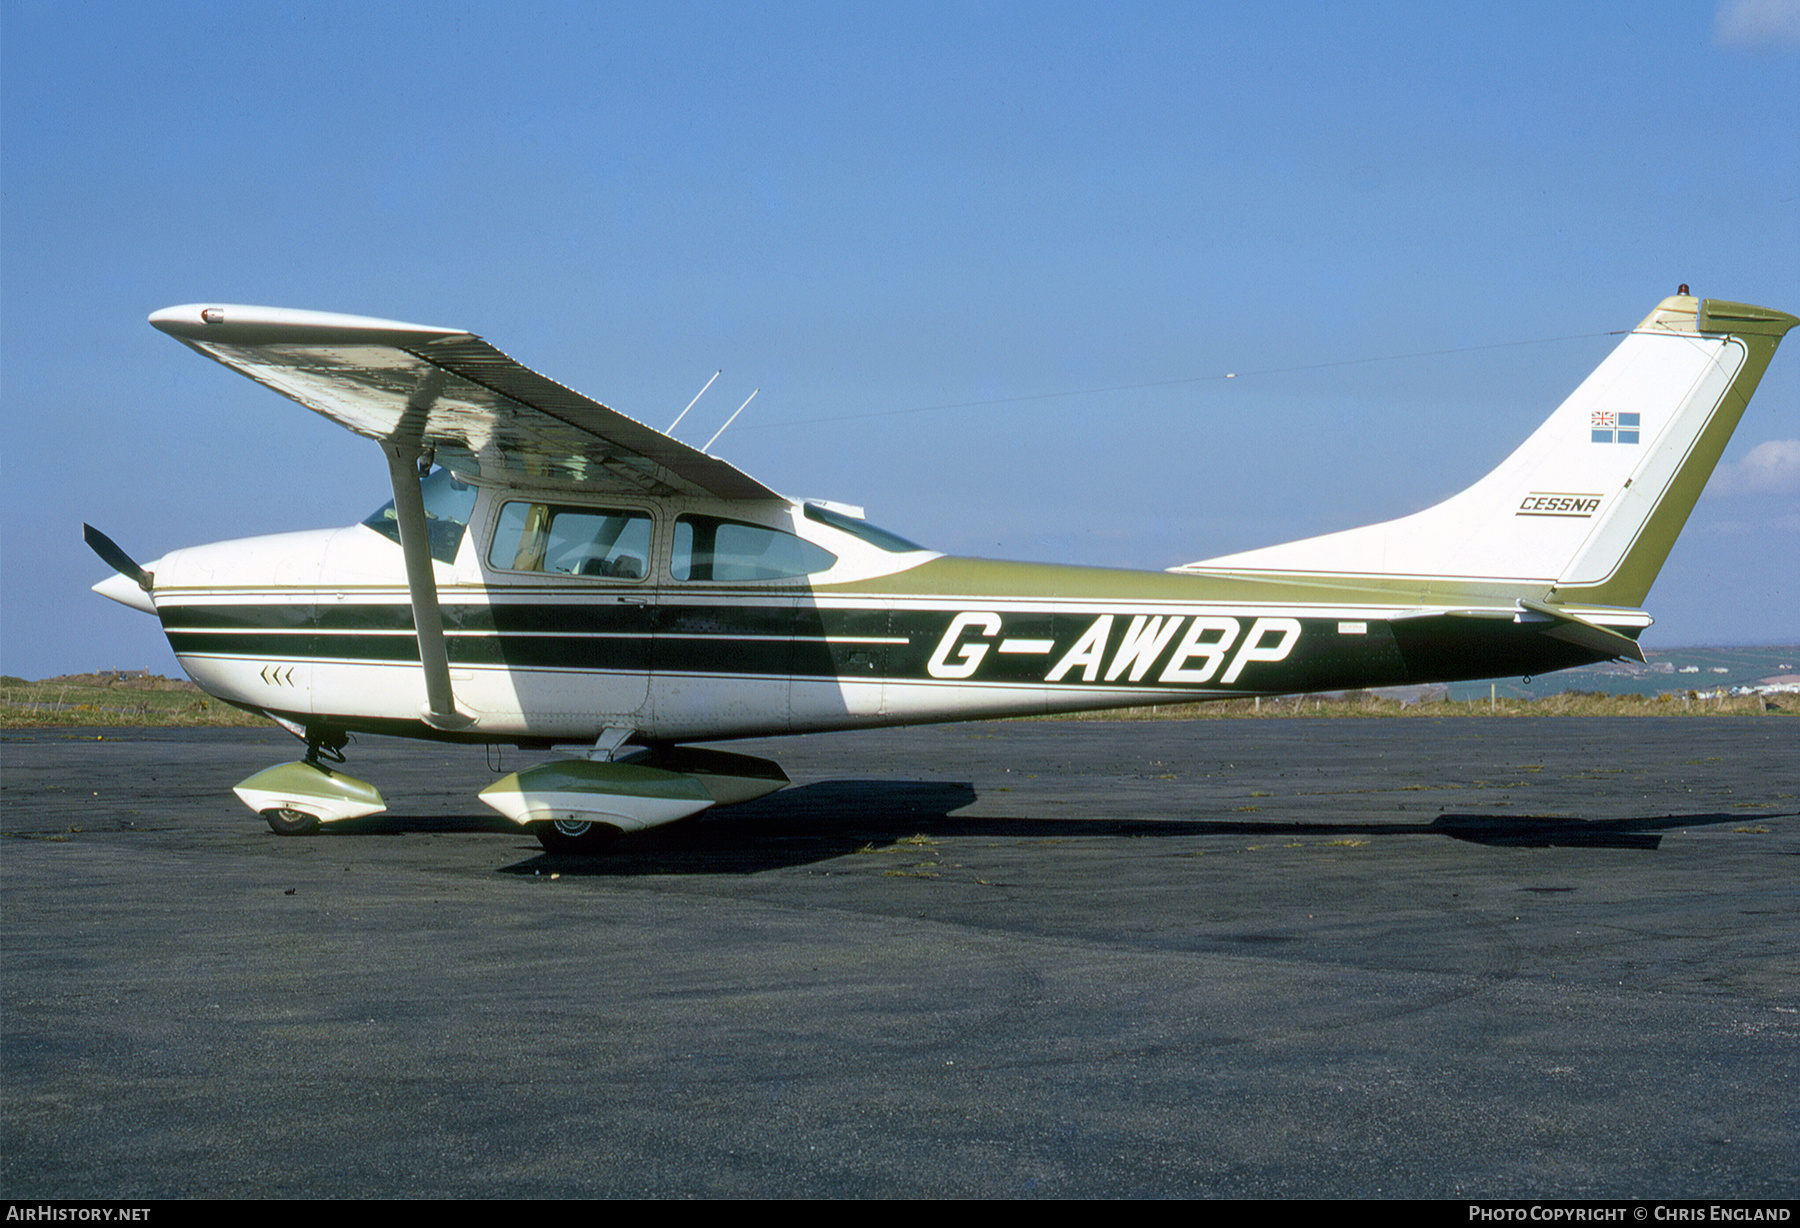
[83,523,153,592]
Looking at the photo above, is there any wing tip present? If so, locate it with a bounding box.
[149,303,470,345]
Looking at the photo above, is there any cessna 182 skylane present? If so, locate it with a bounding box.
[88,292,1795,851]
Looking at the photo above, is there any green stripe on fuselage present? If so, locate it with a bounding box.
[158,572,1614,695]
[820,555,1541,606]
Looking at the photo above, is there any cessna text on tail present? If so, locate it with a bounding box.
[88,292,1796,851]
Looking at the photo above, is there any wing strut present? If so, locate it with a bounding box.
[381,433,473,732]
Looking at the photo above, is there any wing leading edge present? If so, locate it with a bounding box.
[149,304,779,501]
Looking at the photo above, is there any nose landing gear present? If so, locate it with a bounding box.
[232,726,387,836]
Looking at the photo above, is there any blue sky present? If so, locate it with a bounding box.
[4,1,1798,678]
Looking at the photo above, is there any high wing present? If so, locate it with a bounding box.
[149,304,779,500]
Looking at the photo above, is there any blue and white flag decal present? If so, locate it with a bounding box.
[1591,411,1641,444]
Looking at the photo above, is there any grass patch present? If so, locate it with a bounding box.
[0,673,265,728]
[5,671,1789,730]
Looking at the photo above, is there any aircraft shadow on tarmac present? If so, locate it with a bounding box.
[311,781,1787,875]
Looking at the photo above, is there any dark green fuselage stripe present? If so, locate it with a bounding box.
[160,601,1615,691]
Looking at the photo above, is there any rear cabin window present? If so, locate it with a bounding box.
[671,515,837,582]
[489,501,653,580]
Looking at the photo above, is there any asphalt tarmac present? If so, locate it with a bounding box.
[2,718,1795,1198]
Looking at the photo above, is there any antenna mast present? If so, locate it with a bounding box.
[704,389,760,453]
[667,370,722,434]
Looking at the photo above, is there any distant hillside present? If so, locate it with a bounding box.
[1438,644,1799,702]
[0,672,263,727]
[4,651,1796,728]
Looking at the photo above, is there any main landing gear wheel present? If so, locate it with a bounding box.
[262,807,321,837]
[535,818,621,854]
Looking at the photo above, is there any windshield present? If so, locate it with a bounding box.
[802,502,926,552]
[362,468,478,564]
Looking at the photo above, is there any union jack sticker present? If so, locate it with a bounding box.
[1591,410,1640,444]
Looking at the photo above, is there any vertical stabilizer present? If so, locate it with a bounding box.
[1175,294,1796,607]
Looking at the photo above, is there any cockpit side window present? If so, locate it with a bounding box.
[362,468,478,564]
[488,501,653,580]
[672,515,838,582]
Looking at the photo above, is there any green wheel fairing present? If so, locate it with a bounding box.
[232,760,388,825]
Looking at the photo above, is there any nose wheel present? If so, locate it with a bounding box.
[261,807,322,837]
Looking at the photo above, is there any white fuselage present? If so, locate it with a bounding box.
[130,479,1634,747]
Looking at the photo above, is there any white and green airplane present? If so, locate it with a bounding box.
[88,291,1795,851]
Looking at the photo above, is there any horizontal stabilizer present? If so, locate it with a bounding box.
[1515,598,1646,663]
[1403,599,1647,663]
